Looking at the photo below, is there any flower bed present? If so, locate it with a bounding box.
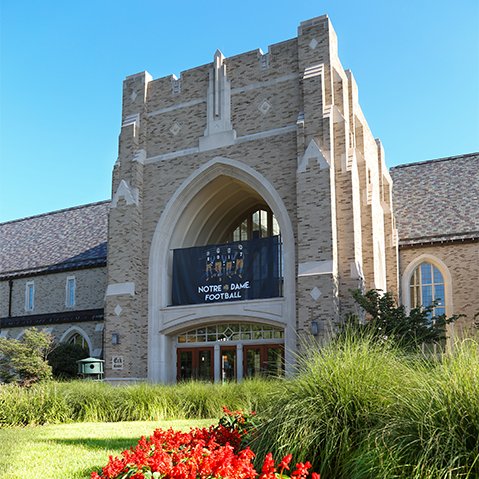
[91,408,319,479]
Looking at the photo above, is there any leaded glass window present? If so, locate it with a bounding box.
[177,323,284,344]
[409,262,445,316]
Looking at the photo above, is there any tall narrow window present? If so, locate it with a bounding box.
[66,276,76,307]
[409,262,445,316]
[25,281,34,311]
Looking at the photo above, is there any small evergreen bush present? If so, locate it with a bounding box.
[47,342,89,378]
[347,289,459,351]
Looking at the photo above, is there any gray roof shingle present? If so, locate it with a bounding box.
[391,153,479,245]
[0,201,109,278]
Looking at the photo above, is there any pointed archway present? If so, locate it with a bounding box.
[148,157,296,382]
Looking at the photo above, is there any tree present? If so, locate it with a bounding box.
[47,342,89,378]
[347,289,460,351]
[0,328,53,385]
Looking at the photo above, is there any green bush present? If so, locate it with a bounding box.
[47,343,89,378]
[0,328,53,385]
[353,339,479,479]
[347,289,459,351]
[250,334,410,477]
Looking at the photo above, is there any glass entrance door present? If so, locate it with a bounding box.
[177,343,284,382]
[220,347,236,382]
[243,345,284,378]
[177,348,213,381]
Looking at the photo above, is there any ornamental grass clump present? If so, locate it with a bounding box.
[250,334,413,479]
[352,338,479,479]
[0,377,275,426]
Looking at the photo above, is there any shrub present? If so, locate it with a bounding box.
[348,289,459,351]
[0,378,275,426]
[353,339,479,479]
[250,334,409,478]
[0,328,53,386]
[47,342,89,378]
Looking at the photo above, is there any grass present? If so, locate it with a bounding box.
[250,335,479,479]
[0,419,212,479]
[0,378,275,426]
[1,337,478,478]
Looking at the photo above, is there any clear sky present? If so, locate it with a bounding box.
[0,0,478,223]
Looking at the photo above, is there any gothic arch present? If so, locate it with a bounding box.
[148,156,296,382]
[60,326,93,355]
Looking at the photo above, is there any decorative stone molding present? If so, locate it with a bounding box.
[133,149,146,164]
[59,325,93,354]
[199,50,237,151]
[298,260,334,277]
[309,38,319,50]
[169,122,181,136]
[258,99,272,115]
[298,139,330,172]
[122,113,140,137]
[106,282,135,297]
[309,287,321,301]
[303,63,324,80]
[111,180,139,208]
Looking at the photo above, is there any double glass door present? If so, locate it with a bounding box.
[243,345,283,378]
[177,348,213,381]
[177,344,284,382]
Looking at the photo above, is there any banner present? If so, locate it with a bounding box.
[172,236,281,305]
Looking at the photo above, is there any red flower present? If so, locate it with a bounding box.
[278,453,293,471]
[291,461,312,478]
[92,408,319,479]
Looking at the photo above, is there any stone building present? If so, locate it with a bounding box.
[0,201,108,355]
[391,153,479,340]
[0,15,477,383]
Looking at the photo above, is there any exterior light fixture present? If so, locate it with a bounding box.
[310,320,319,336]
[111,333,120,345]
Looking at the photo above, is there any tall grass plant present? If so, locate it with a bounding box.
[250,334,479,479]
[0,377,274,426]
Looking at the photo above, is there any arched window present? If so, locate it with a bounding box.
[67,333,88,350]
[409,262,446,316]
[230,207,280,242]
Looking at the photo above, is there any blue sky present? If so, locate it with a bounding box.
[0,0,478,223]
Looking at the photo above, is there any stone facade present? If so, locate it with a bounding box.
[104,15,397,382]
[1,16,477,384]
[391,153,479,340]
[398,242,478,338]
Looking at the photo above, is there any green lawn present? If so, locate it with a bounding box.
[0,419,212,479]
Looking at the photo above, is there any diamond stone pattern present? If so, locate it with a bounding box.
[114,304,122,316]
[169,122,181,136]
[309,38,318,50]
[310,287,321,302]
[258,100,272,115]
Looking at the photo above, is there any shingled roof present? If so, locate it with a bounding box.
[391,152,479,246]
[0,201,109,278]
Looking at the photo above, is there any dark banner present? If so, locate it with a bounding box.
[172,236,281,306]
